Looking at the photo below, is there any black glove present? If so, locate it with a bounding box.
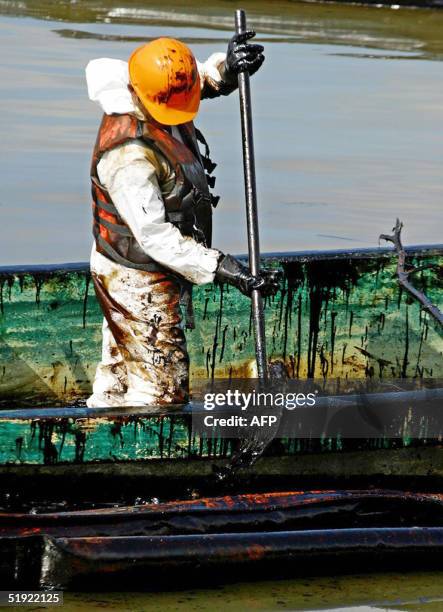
[215,254,280,297]
[223,30,264,78]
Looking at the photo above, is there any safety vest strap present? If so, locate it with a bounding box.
[96,214,133,237]
[95,235,161,272]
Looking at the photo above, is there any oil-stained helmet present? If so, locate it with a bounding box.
[128,38,201,125]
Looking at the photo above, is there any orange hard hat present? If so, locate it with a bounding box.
[128,38,201,126]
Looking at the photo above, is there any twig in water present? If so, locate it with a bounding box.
[379,219,443,326]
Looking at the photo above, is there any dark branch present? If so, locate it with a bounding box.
[379,219,443,327]
[407,263,439,276]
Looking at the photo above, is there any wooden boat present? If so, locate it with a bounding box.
[1,244,442,587]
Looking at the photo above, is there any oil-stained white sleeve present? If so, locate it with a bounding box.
[96,142,221,285]
[197,52,237,99]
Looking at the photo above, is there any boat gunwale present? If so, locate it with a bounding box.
[1,386,443,420]
[0,243,442,276]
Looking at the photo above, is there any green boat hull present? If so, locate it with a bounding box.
[0,245,442,474]
[1,245,442,408]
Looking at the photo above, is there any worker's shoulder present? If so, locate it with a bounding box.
[98,138,171,183]
[99,138,156,164]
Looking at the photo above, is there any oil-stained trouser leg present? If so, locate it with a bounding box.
[86,318,128,408]
[89,257,189,407]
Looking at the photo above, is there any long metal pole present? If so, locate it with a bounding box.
[235,9,268,380]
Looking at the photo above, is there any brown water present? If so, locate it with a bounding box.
[1,1,443,608]
[7,572,443,610]
[1,0,443,264]
[1,571,443,610]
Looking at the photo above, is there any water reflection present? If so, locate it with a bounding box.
[1,0,443,57]
[53,29,226,43]
[53,29,303,45]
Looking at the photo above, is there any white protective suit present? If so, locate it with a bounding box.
[86,54,231,408]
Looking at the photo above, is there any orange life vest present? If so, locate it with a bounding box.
[90,113,218,271]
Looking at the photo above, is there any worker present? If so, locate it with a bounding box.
[85,32,279,408]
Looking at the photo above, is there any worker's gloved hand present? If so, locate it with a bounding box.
[258,269,283,296]
[224,30,264,77]
[215,254,280,297]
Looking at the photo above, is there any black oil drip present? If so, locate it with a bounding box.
[110,422,124,448]
[205,349,211,377]
[38,421,58,465]
[277,286,286,332]
[219,325,228,363]
[378,312,385,334]
[319,344,329,379]
[282,280,294,362]
[402,306,409,378]
[415,314,428,377]
[210,312,219,380]
[280,262,304,370]
[306,259,359,378]
[349,311,354,338]
[74,430,86,463]
[281,259,361,378]
[33,275,46,307]
[15,437,23,460]
[296,294,302,378]
[209,285,224,380]
[7,277,13,301]
[82,273,91,329]
[330,311,337,374]
[0,275,16,315]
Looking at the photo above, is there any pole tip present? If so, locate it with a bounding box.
[235,8,246,33]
